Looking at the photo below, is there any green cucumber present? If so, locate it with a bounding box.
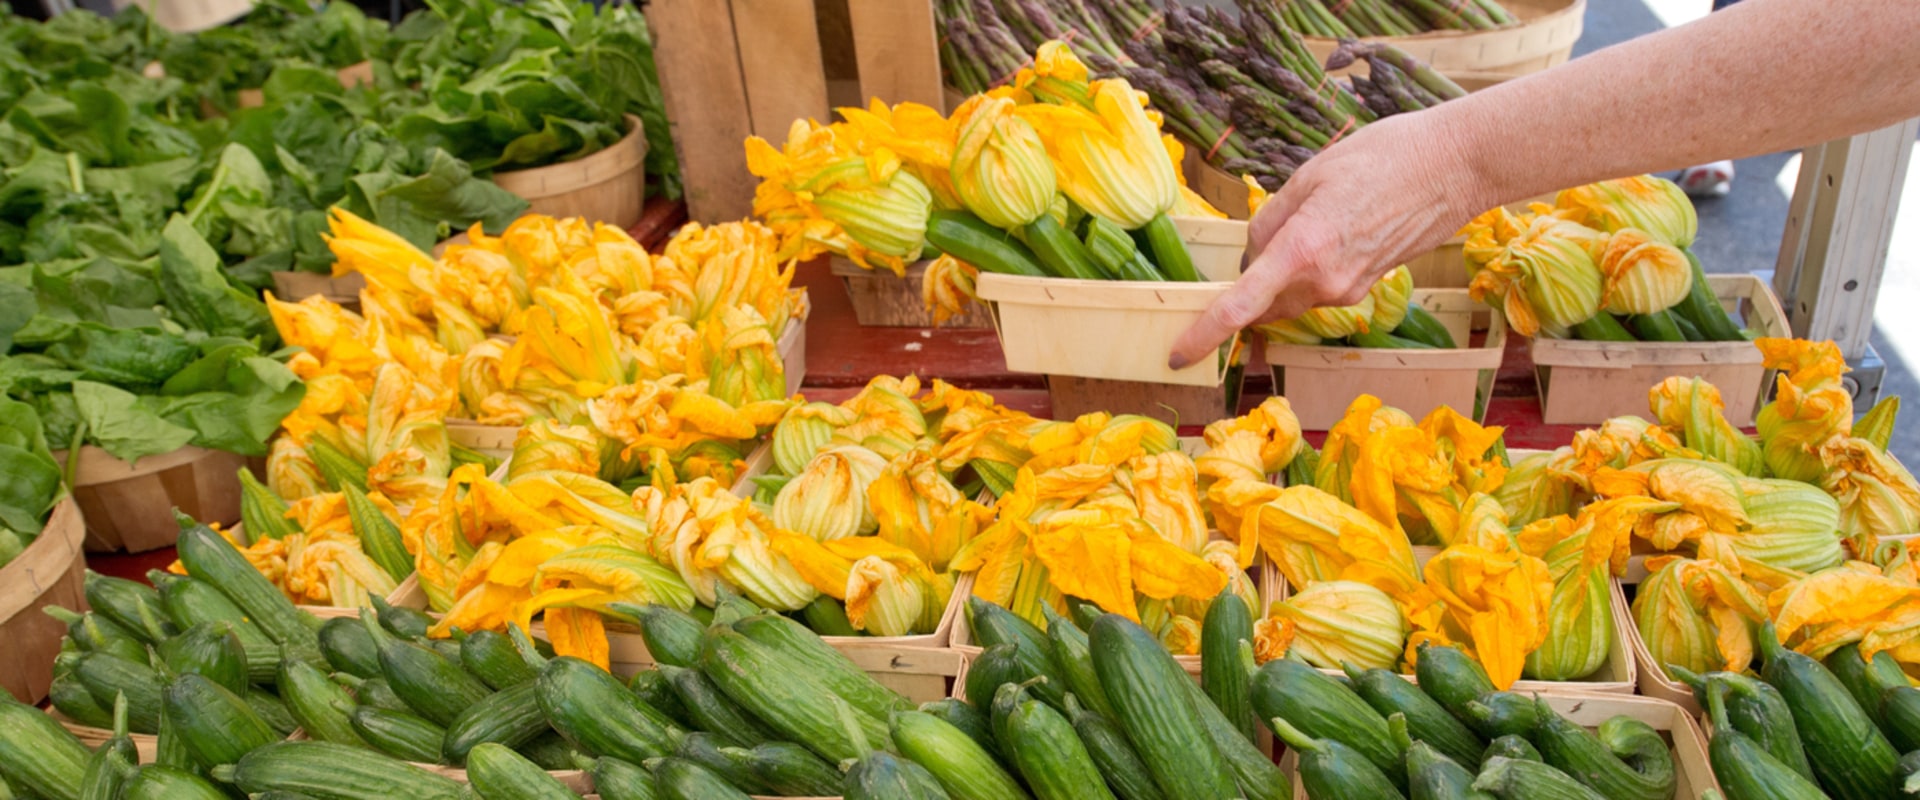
[1703,681,1828,800]
[48,672,114,729]
[368,595,433,641]
[1627,311,1685,342]
[918,698,1007,765]
[1200,590,1256,743]
[348,705,446,763]
[536,656,683,766]
[1065,696,1164,800]
[465,742,575,800]
[176,524,322,649]
[1759,622,1899,800]
[442,680,547,765]
[49,608,149,666]
[1176,671,1289,800]
[843,751,954,800]
[163,673,279,769]
[1532,698,1675,800]
[696,626,886,763]
[729,611,912,720]
[1269,713,1406,800]
[1043,604,1115,721]
[360,609,491,727]
[673,732,767,794]
[318,617,384,680]
[518,731,584,770]
[659,664,781,749]
[1825,643,1908,729]
[1674,251,1745,341]
[619,603,705,668]
[1473,756,1605,799]
[1416,642,1497,727]
[1669,666,1813,782]
[1252,657,1402,786]
[151,575,279,684]
[0,694,91,800]
[73,652,164,735]
[1001,688,1114,800]
[1570,314,1638,342]
[83,571,173,644]
[213,740,467,799]
[734,740,844,797]
[889,709,1026,800]
[1089,614,1238,799]
[1463,692,1540,740]
[1393,304,1458,348]
[1483,734,1542,765]
[1345,663,1485,769]
[589,756,660,800]
[156,622,248,694]
[965,643,1042,712]
[1406,740,1490,800]
[279,653,365,746]
[649,756,753,800]
[79,695,137,800]
[1140,213,1201,282]
[118,766,227,800]
[925,210,1049,277]
[247,686,300,737]
[629,669,696,728]
[1883,686,1920,753]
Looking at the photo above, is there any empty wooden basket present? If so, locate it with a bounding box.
[55,446,247,553]
[492,114,649,230]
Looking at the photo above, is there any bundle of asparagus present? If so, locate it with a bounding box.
[936,0,1468,190]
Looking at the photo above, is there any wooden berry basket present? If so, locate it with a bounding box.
[1281,691,1720,798]
[1303,0,1587,82]
[53,445,247,553]
[492,114,649,231]
[1530,274,1788,426]
[830,257,995,329]
[1,499,85,703]
[269,270,367,310]
[975,216,1247,388]
[1266,289,1506,430]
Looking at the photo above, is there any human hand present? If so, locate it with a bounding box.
[1168,112,1491,369]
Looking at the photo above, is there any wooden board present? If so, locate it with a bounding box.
[846,0,945,110]
[644,1,759,223]
[1,500,85,703]
[732,0,831,140]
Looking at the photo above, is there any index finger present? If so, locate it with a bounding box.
[1168,248,1294,370]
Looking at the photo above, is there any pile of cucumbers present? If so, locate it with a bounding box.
[1687,622,1920,800]
[1340,302,1460,350]
[956,592,1680,800]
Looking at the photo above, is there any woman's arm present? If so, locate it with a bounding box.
[1169,0,1920,369]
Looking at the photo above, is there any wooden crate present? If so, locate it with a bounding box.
[1282,691,1719,798]
[1,500,85,703]
[644,0,942,223]
[1263,548,1639,695]
[831,257,994,329]
[1266,289,1505,430]
[1532,274,1788,426]
[493,114,649,230]
[975,217,1246,388]
[54,446,246,553]
[1303,0,1587,81]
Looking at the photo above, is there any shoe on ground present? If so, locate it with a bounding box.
[1679,160,1734,197]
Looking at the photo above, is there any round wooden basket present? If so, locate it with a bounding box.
[1305,0,1586,81]
[492,114,649,230]
[0,499,86,703]
[52,446,248,553]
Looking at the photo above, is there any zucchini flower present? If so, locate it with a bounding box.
[1819,436,1920,554]
[744,120,858,266]
[1649,377,1765,477]
[1592,458,1751,550]
[1495,450,1577,528]
[504,420,600,482]
[1199,396,1305,482]
[846,555,932,638]
[509,286,632,400]
[1460,206,1534,277]
[1771,568,1920,662]
[1632,556,1768,674]
[1597,229,1693,315]
[837,99,961,212]
[796,149,934,275]
[1350,426,1461,547]
[698,306,787,407]
[1028,509,1227,623]
[1423,544,1554,690]
[1368,266,1415,333]
[1200,540,1262,615]
[1257,580,1408,671]
[922,255,981,326]
[1728,477,1846,574]
[772,445,890,541]
[949,94,1057,230]
[868,448,992,572]
[1015,77,1179,229]
[1013,40,1095,109]
[1757,338,1854,483]
[1251,485,1420,598]
[268,438,328,502]
[1418,406,1510,500]
[1129,452,1210,555]
[772,402,858,476]
[324,207,434,297]
[1467,216,1607,338]
[1521,506,1622,682]
[1314,395,1416,504]
[1257,292,1376,344]
[1554,176,1697,248]
[268,294,383,382]
[836,376,931,457]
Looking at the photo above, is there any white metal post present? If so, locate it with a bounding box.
[1773,118,1920,402]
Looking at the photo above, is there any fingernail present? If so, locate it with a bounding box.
[1168,354,1190,370]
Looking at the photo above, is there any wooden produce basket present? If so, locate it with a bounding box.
[644,0,941,223]
[975,217,1246,388]
[778,296,811,398]
[1303,0,1586,82]
[830,257,994,329]
[270,270,367,310]
[55,446,247,553]
[1281,691,1719,798]
[1045,373,1237,429]
[1264,548,1639,695]
[1,499,85,703]
[1531,274,1788,426]
[492,114,649,230]
[1267,289,1506,430]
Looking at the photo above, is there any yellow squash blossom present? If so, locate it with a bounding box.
[1248,485,1419,598]
[1649,377,1765,477]
[1633,556,1769,674]
[867,448,992,571]
[949,94,1057,230]
[1015,76,1179,229]
[1495,450,1578,527]
[1597,229,1693,315]
[1468,215,1607,338]
[1756,338,1854,482]
[1772,568,1920,662]
[922,255,982,325]
[771,401,859,477]
[1315,395,1416,504]
[1129,452,1210,555]
[744,119,860,266]
[773,445,890,541]
[836,99,961,211]
[1258,580,1408,671]
[1369,267,1415,333]
[1820,436,1920,555]
[1423,544,1554,689]
[1555,175,1697,248]
[324,207,435,290]
[1028,509,1226,623]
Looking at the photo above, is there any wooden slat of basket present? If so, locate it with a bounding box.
[2,500,86,703]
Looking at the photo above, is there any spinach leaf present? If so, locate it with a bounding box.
[71,379,194,462]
